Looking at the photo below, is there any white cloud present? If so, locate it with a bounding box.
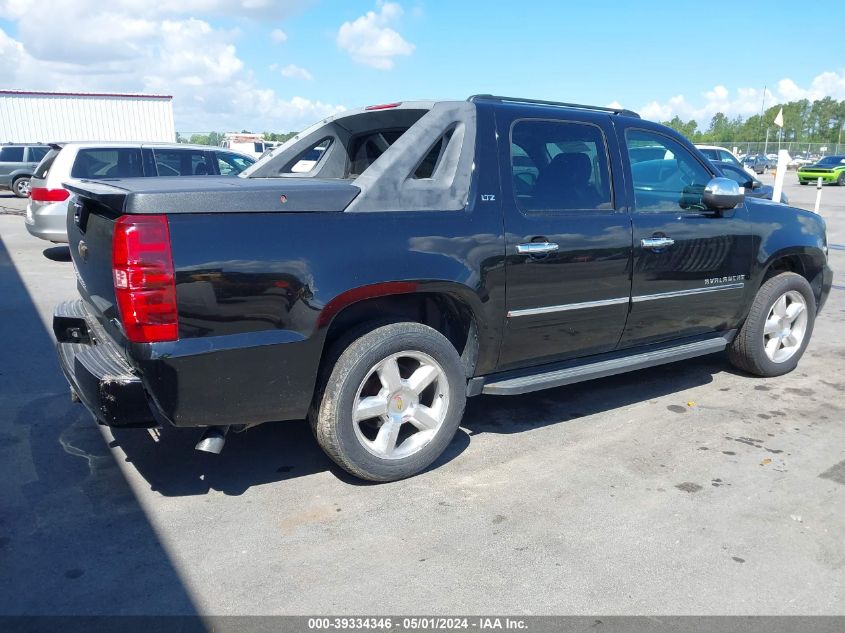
[270,28,287,43]
[623,69,845,125]
[336,1,414,70]
[279,63,313,81]
[0,2,343,132]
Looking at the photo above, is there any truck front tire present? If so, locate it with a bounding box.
[728,272,816,377]
[312,322,467,482]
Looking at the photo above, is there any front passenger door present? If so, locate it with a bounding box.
[618,128,752,348]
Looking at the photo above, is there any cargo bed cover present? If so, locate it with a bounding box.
[64,176,360,215]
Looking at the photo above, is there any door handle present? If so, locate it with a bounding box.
[516,242,559,256]
[641,237,675,250]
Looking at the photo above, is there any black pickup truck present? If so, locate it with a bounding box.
[54,95,833,481]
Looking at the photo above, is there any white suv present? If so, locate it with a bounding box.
[25,142,255,243]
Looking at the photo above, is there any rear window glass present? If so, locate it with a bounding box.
[71,149,144,179]
[34,149,60,178]
[153,149,212,176]
[348,130,406,177]
[0,147,24,162]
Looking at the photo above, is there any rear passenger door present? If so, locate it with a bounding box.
[497,112,633,371]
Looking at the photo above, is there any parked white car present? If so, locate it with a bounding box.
[25,142,254,243]
[695,144,756,176]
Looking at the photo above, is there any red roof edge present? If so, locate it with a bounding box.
[0,89,173,100]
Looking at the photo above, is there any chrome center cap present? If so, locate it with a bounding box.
[389,391,416,414]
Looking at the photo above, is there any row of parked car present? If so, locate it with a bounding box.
[0,141,255,242]
[678,145,785,202]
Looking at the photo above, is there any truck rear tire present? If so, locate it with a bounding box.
[312,322,466,481]
[728,272,815,377]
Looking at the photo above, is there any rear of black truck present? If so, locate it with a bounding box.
[54,176,359,431]
[53,100,479,441]
[55,182,176,428]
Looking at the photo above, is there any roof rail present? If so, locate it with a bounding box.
[468,94,640,118]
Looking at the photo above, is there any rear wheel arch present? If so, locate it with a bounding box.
[12,174,31,197]
[318,289,481,379]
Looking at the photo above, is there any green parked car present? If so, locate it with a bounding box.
[797,155,845,185]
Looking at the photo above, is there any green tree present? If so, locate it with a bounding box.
[661,116,699,140]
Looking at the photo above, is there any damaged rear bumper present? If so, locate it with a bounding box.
[54,300,157,428]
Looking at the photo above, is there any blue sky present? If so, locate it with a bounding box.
[1,0,843,132]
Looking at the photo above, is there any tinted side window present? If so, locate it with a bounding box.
[719,164,752,186]
[0,147,25,162]
[510,120,613,212]
[511,142,538,195]
[216,152,254,176]
[626,130,712,213]
[71,149,144,178]
[28,147,48,162]
[153,149,212,176]
[413,128,454,179]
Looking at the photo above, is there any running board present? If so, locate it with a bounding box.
[481,335,732,396]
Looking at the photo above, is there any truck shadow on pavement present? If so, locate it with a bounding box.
[462,355,727,437]
[109,418,473,495]
[110,355,727,497]
[0,233,201,618]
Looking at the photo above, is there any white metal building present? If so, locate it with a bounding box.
[0,90,176,143]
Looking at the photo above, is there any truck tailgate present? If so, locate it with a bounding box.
[64,176,360,344]
[66,196,123,342]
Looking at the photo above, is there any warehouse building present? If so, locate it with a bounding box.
[0,90,175,143]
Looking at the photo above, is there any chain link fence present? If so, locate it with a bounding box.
[710,141,843,158]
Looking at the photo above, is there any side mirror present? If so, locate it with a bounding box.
[751,180,762,190]
[703,177,743,210]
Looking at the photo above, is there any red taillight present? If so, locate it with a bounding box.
[30,187,69,202]
[112,215,178,343]
[364,102,402,110]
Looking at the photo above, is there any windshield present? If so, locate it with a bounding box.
[817,156,845,166]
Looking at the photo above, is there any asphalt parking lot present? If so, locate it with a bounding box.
[0,173,843,616]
